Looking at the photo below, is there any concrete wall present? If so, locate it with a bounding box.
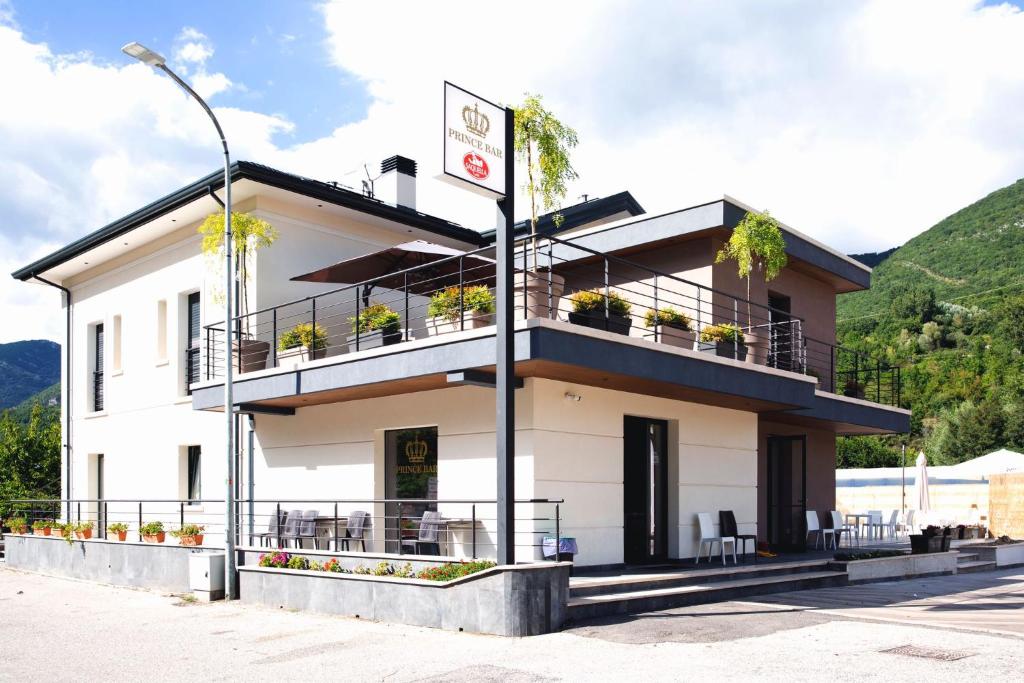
[830,551,958,584]
[989,473,1024,538]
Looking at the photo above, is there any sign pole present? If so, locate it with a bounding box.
[496,105,515,565]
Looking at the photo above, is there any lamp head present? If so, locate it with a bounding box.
[121,42,166,67]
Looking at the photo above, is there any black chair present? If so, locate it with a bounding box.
[341,510,369,551]
[719,510,757,563]
[401,511,442,556]
[252,509,287,547]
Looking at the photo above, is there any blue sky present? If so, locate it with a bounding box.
[9,0,370,143]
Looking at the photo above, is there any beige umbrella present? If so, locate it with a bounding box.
[914,450,931,514]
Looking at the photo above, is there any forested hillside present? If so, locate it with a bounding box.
[0,340,60,410]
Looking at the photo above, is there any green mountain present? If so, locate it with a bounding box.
[0,340,60,411]
[839,178,1024,322]
[6,382,60,424]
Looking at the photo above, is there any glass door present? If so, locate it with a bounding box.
[384,427,438,553]
[623,416,668,564]
[766,435,807,551]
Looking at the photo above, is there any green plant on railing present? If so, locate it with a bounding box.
[644,307,692,331]
[170,524,205,538]
[278,322,328,352]
[427,285,496,322]
[108,522,128,534]
[416,560,497,582]
[31,519,50,532]
[138,521,164,535]
[569,289,631,316]
[699,323,744,344]
[4,517,28,533]
[349,303,401,335]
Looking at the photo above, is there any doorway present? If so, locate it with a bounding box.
[384,427,438,553]
[623,416,669,564]
[766,435,806,551]
[767,293,794,371]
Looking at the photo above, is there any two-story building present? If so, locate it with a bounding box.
[12,155,909,568]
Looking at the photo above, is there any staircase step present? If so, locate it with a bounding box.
[956,552,979,563]
[956,560,997,574]
[570,560,831,597]
[567,570,847,620]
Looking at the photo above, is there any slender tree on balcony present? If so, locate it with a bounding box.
[715,210,787,330]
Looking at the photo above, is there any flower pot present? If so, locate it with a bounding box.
[10,525,28,535]
[142,532,166,544]
[276,344,326,365]
[513,271,565,320]
[74,529,93,540]
[178,534,204,547]
[654,325,696,349]
[233,338,271,374]
[698,340,748,361]
[743,330,769,365]
[427,311,495,335]
[568,311,633,335]
[112,531,127,542]
[346,327,403,353]
[33,527,48,536]
[910,534,945,554]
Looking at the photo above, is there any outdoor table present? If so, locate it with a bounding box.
[845,513,872,543]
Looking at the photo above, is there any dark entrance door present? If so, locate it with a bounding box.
[768,293,794,371]
[623,416,668,564]
[384,427,438,553]
[766,435,807,551]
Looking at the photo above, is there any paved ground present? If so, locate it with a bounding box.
[1,566,1023,682]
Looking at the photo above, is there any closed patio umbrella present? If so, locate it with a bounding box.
[914,450,931,514]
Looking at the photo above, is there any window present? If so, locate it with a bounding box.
[112,315,122,373]
[156,300,168,362]
[186,292,200,390]
[93,323,105,411]
[187,446,201,501]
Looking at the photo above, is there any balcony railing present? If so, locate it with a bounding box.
[197,232,901,407]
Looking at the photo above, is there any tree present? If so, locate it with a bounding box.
[889,286,937,329]
[836,435,904,468]
[714,210,787,327]
[198,211,278,336]
[926,398,1005,465]
[512,94,578,268]
[0,404,61,518]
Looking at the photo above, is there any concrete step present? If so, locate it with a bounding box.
[956,552,980,563]
[566,570,848,621]
[956,560,997,574]
[570,560,832,597]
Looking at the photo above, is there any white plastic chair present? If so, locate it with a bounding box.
[885,510,899,539]
[805,510,834,550]
[897,509,915,538]
[830,510,857,548]
[696,512,736,564]
[867,509,884,540]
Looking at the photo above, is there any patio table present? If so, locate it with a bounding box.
[845,513,872,543]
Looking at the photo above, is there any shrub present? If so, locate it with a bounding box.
[699,323,743,344]
[427,285,496,321]
[258,552,290,568]
[278,322,328,351]
[286,555,310,571]
[833,549,905,561]
[170,524,204,538]
[107,522,129,534]
[138,521,165,535]
[644,306,692,330]
[353,564,372,575]
[349,303,401,334]
[569,289,631,316]
[416,560,497,582]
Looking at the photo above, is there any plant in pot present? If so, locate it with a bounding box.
[698,323,747,360]
[108,522,129,542]
[347,303,402,352]
[31,519,51,536]
[73,521,94,540]
[427,285,496,334]
[199,211,278,374]
[139,521,166,544]
[277,322,328,364]
[170,523,205,547]
[714,210,787,364]
[842,378,866,399]
[567,289,633,334]
[5,517,28,534]
[511,93,578,319]
[645,307,695,348]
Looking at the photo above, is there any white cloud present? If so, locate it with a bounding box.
[3,1,1024,344]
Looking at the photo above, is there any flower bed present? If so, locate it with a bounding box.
[256,552,495,581]
[833,549,904,562]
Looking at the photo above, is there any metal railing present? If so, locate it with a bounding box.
[196,231,900,406]
[92,370,104,411]
[803,336,901,406]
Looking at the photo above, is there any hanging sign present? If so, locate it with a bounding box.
[441,81,506,198]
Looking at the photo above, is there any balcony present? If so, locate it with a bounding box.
[194,233,902,420]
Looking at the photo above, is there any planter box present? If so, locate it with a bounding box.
[653,325,695,349]
[276,345,326,365]
[910,534,951,554]
[177,534,204,547]
[346,328,403,353]
[237,561,570,637]
[142,532,166,544]
[233,338,270,374]
[830,551,957,583]
[568,311,632,335]
[973,541,1024,567]
[427,312,494,335]
[698,340,748,361]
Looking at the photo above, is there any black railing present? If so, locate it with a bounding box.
[803,336,901,406]
[92,370,104,411]
[185,346,200,393]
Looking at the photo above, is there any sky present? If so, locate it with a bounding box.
[2,0,1024,343]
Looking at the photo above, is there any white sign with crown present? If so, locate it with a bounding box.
[441,81,506,198]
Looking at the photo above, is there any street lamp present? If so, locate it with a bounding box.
[122,41,238,599]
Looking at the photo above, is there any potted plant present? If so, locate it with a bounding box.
[347,303,403,352]
[714,210,787,363]
[427,285,496,334]
[645,307,695,349]
[567,289,633,334]
[5,517,28,534]
[170,523,205,547]
[511,93,576,319]
[698,323,747,360]
[277,322,328,363]
[843,378,866,399]
[910,525,952,554]
[139,521,165,544]
[31,520,51,536]
[73,521,94,540]
[108,522,129,542]
[199,211,278,373]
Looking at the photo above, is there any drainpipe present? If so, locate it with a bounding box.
[32,274,72,521]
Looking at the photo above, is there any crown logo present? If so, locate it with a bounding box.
[405,434,429,464]
[462,103,490,138]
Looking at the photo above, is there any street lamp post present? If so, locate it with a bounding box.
[122,42,237,599]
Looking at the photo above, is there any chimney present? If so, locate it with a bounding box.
[377,155,417,210]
